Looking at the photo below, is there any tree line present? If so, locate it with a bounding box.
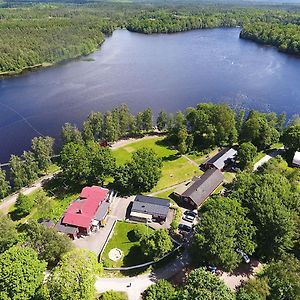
[1,103,300,198]
[1,3,300,74]
[240,22,300,55]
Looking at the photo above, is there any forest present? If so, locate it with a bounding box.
[1,2,300,74]
[240,22,300,55]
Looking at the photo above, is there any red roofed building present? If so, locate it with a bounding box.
[56,186,110,238]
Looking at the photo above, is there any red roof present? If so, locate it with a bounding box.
[62,186,109,229]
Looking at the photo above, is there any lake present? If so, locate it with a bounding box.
[0,28,300,163]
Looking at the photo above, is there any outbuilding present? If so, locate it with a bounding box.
[174,168,224,208]
[130,195,170,223]
[201,148,237,171]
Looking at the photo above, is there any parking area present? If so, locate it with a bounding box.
[73,215,117,255]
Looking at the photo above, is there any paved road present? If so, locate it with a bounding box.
[73,216,117,255]
[0,172,60,214]
[95,249,190,300]
[253,147,284,171]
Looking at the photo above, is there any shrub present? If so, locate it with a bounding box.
[99,290,128,300]
[14,193,35,218]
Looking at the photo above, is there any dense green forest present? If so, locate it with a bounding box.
[1,2,300,74]
[240,22,300,55]
[126,9,300,34]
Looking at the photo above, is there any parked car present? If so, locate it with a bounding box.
[178,223,192,232]
[182,214,195,223]
[184,210,198,218]
[207,265,217,274]
[236,248,250,263]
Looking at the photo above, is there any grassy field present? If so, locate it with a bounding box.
[101,221,152,268]
[113,137,202,192]
[8,176,80,225]
[154,188,176,201]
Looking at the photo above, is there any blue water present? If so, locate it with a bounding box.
[0,28,300,162]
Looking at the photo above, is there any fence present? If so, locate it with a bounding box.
[102,243,183,271]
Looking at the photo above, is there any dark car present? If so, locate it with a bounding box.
[184,210,198,218]
[178,224,192,232]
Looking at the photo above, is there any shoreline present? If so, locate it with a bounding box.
[0,39,105,78]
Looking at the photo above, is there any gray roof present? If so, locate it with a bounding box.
[181,168,224,206]
[131,195,170,217]
[94,202,110,221]
[204,148,237,170]
[55,218,79,235]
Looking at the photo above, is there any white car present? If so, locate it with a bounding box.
[182,214,195,223]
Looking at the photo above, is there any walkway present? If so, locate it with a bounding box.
[253,147,284,171]
[148,180,190,197]
[0,171,60,214]
[182,154,199,167]
[95,249,190,300]
[111,134,164,150]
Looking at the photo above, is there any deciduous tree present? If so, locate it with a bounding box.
[61,123,83,146]
[181,268,234,300]
[48,249,102,300]
[31,136,54,171]
[0,246,46,300]
[156,111,168,131]
[192,196,256,271]
[0,168,10,198]
[114,148,162,195]
[237,142,257,170]
[60,142,91,184]
[140,229,173,261]
[281,124,300,151]
[25,220,73,267]
[0,213,19,253]
[144,280,176,300]
[15,193,35,218]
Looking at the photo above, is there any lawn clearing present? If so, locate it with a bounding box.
[113,136,202,192]
[101,221,153,268]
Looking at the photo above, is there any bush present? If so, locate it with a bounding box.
[170,207,182,232]
[14,193,35,218]
[99,290,128,300]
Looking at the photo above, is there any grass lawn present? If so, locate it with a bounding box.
[101,221,153,268]
[113,137,202,192]
[9,176,80,225]
[223,171,236,183]
[186,147,219,165]
[154,188,176,201]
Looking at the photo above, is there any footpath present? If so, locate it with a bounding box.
[0,172,60,214]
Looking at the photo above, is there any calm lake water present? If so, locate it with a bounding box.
[1,28,300,162]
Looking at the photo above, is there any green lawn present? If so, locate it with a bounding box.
[9,176,80,225]
[113,137,202,192]
[101,221,152,268]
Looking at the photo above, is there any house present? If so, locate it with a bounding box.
[174,168,224,208]
[201,148,237,171]
[129,195,170,223]
[292,151,300,167]
[55,186,110,239]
